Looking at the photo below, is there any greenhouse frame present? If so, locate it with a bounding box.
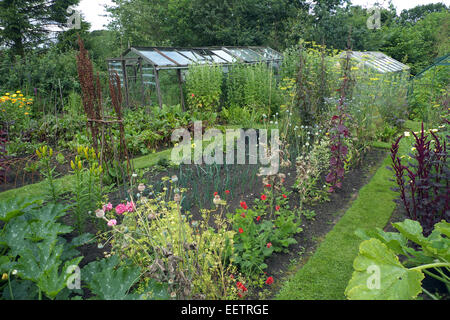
[107,46,283,109]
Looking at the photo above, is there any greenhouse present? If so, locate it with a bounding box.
[342,51,411,74]
[107,46,283,109]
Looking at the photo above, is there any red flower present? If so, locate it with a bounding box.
[237,282,248,292]
[265,184,272,188]
[261,194,267,201]
[240,201,248,210]
[275,205,280,211]
[225,190,230,194]
[214,192,218,196]
[267,243,272,248]
[191,93,195,97]
[266,277,274,285]
[239,228,244,234]
[241,212,246,218]
[282,194,287,199]
[256,216,261,222]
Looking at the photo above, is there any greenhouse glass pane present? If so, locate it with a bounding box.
[226,48,259,62]
[139,50,176,66]
[252,48,282,60]
[160,51,192,65]
[212,50,236,63]
[178,51,210,64]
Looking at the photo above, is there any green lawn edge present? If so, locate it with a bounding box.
[275,126,418,300]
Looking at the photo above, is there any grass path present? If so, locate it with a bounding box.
[276,124,417,300]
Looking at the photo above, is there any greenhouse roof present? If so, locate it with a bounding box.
[345,51,410,73]
[111,46,283,69]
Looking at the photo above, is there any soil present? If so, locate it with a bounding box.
[0,150,76,193]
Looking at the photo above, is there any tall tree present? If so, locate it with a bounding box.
[0,0,80,56]
[107,0,307,49]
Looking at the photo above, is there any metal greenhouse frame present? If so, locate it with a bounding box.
[107,46,283,109]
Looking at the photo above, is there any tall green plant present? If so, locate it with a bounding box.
[186,63,223,112]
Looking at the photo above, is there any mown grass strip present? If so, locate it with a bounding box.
[276,125,418,300]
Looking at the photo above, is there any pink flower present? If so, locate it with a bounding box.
[115,203,127,215]
[267,243,272,248]
[107,219,117,227]
[103,203,113,212]
[261,194,267,201]
[275,205,280,211]
[126,201,135,212]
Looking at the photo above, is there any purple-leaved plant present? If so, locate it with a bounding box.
[326,50,352,193]
[390,122,449,236]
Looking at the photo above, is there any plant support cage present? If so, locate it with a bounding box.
[107,46,283,109]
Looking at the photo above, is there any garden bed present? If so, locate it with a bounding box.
[60,147,387,299]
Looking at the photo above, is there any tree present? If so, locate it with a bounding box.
[0,0,80,57]
[399,2,448,24]
[107,0,307,49]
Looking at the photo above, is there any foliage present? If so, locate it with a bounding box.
[107,0,304,48]
[0,91,33,136]
[390,124,449,236]
[294,137,330,204]
[225,62,281,116]
[228,183,302,275]
[0,199,90,300]
[346,219,450,300]
[102,181,238,300]
[70,146,104,235]
[409,65,450,123]
[36,145,59,202]
[186,64,223,113]
[0,0,80,56]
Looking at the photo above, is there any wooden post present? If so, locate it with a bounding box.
[138,58,146,107]
[177,69,185,111]
[121,59,130,108]
[154,67,163,109]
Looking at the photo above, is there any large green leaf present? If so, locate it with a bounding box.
[15,239,82,300]
[356,227,408,255]
[345,239,424,300]
[0,198,42,223]
[82,255,141,300]
[392,219,427,247]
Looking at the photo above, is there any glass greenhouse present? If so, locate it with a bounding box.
[107,46,283,109]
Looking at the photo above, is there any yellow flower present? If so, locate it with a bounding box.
[12,94,17,98]
[5,93,9,96]
[24,112,29,115]
[16,91,21,94]
[2,273,8,281]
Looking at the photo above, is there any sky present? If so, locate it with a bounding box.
[77,0,450,31]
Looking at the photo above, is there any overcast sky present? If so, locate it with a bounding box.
[77,0,450,31]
